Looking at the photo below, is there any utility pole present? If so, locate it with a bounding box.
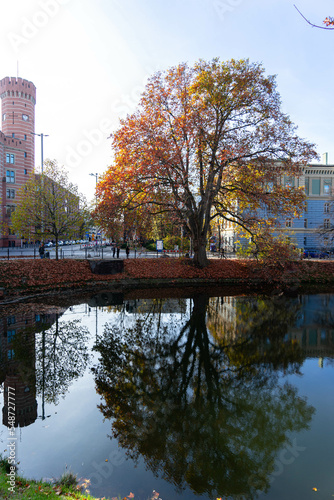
[89,173,101,247]
[31,132,49,173]
[31,133,49,242]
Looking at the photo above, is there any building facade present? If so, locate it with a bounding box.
[0,77,36,247]
[220,162,334,253]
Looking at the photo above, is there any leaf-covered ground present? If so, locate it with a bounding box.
[0,258,333,298]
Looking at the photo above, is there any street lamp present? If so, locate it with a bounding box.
[31,132,49,173]
[89,173,100,246]
[89,172,98,203]
[31,132,49,243]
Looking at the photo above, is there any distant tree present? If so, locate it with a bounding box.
[96,58,316,268]
[12,160,89,259]
[294,5,334,29]
[11,316,90,407]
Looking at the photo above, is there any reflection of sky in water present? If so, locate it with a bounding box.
[0,296,333,500]
[267,359,334,499]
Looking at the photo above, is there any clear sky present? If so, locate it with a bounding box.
[0,0,333,202]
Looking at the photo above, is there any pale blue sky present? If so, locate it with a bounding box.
[0,0,333,201]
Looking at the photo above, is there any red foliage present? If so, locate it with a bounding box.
[0,258,334,297]
[123,258,251,281]
[324,16,334,26]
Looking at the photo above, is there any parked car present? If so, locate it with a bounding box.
[303,250,329,259]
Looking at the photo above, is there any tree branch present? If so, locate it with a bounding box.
[294,4,334,30]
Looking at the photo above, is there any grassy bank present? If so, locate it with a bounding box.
[0,456,100,499]
[0,257,334,299]
[0,455,157,499]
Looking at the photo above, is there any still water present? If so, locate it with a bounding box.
[0,289,334,500]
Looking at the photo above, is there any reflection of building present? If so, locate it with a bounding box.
[0,308,64,427]
[287,295,334,359]
[208,294,334,361]
[0,311,37,427]
[124,298,188,315]
[207,296,237,339]
[0,77,36,247]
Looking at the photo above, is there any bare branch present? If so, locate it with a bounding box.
[294,4,334,30]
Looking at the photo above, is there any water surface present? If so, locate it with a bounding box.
[0,290,333,499]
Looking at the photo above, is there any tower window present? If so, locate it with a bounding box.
[324,203,330,214]
[6,154,15,164]
[324,219,330,229]
[7,330,16,343]
[2,113,6,121]
[6,170,15,183]
[6,189,15,199]
[6,205,15,217]
[7,349,15,360]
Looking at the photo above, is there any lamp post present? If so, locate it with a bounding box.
[31,132,49,173]
[89,173,100,247]
[31,132,49,243]
[89,172,98,203]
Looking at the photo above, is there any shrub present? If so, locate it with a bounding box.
[163,235,190,251]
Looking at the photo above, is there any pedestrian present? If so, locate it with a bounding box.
[126,245,130,258]
[112,241,116,258]
[220,247,225,259]
[39,243,45,259]
[116,245,120,259]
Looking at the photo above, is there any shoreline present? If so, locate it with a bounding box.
[0,257,334,304]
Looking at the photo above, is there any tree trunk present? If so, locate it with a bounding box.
[193,236,209,268]
[55,237,59,261]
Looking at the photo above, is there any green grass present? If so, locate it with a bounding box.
[0,456,105,499]
[0,455,160,499]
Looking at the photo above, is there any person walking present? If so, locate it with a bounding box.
[116,245,120,259]
[39,243,45,259]
[112,241,116,258]
[126,245,130,258]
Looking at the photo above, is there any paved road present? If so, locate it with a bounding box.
[0,244,188,260]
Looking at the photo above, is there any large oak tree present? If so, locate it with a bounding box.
[96,59,317,267]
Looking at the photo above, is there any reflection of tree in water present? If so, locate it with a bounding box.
[12,317,91,405]
[93,294,315,499]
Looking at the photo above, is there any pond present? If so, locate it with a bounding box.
[0,288,334,500]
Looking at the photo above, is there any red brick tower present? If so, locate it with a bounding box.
[0,77,36,171]
[0,77,36,247]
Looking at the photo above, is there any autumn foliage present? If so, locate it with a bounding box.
[1,258,334,298]
[324,16,334,26]
[96,58,317,269]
